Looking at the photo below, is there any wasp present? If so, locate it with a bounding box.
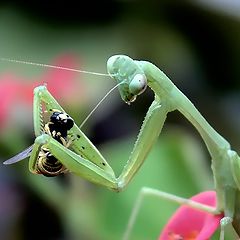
[4,109,74,177]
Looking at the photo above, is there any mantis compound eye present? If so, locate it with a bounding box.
[129,74,147,96]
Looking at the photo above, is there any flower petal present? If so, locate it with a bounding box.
[159,191,223,240]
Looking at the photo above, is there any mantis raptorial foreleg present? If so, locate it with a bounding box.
[5,83,171,191]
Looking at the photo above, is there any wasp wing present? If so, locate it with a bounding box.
[3,145,34,165]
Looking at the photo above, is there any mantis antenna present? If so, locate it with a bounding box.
[0,57,111,76]
[0,56,123,129]
[79,81,124,129]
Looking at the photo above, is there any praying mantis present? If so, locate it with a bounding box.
[3,54,240,239]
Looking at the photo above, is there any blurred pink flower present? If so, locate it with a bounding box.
[0,54,85,129]
[159,191,223,240]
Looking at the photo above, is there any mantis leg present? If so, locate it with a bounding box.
[116,98,170,190]
[33,97,170,191]
[33,85,116,176]
[123,187,220,240]
[31,85,171,191]
[32,87,172,192]
[33,85,65,136]
[32,134,118,189]
[219,217,233,240]
[29,141,44,174]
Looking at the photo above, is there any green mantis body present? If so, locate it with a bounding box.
[4,55,240,237]
[108,55,240,236]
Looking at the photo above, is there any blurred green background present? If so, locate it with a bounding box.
[0,1,240,239]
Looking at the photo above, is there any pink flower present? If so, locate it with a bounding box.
[0,77,24,127]
[159,191,223,240]
[0,54,86,130]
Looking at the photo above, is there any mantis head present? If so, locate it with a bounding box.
[107,55,147,104]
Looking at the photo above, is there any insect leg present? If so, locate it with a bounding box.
[123,187,221,240]
[34,133,118,189]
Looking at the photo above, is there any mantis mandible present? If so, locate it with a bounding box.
[3,55,240,239]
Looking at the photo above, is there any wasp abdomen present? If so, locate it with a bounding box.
[37,149,67,177]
